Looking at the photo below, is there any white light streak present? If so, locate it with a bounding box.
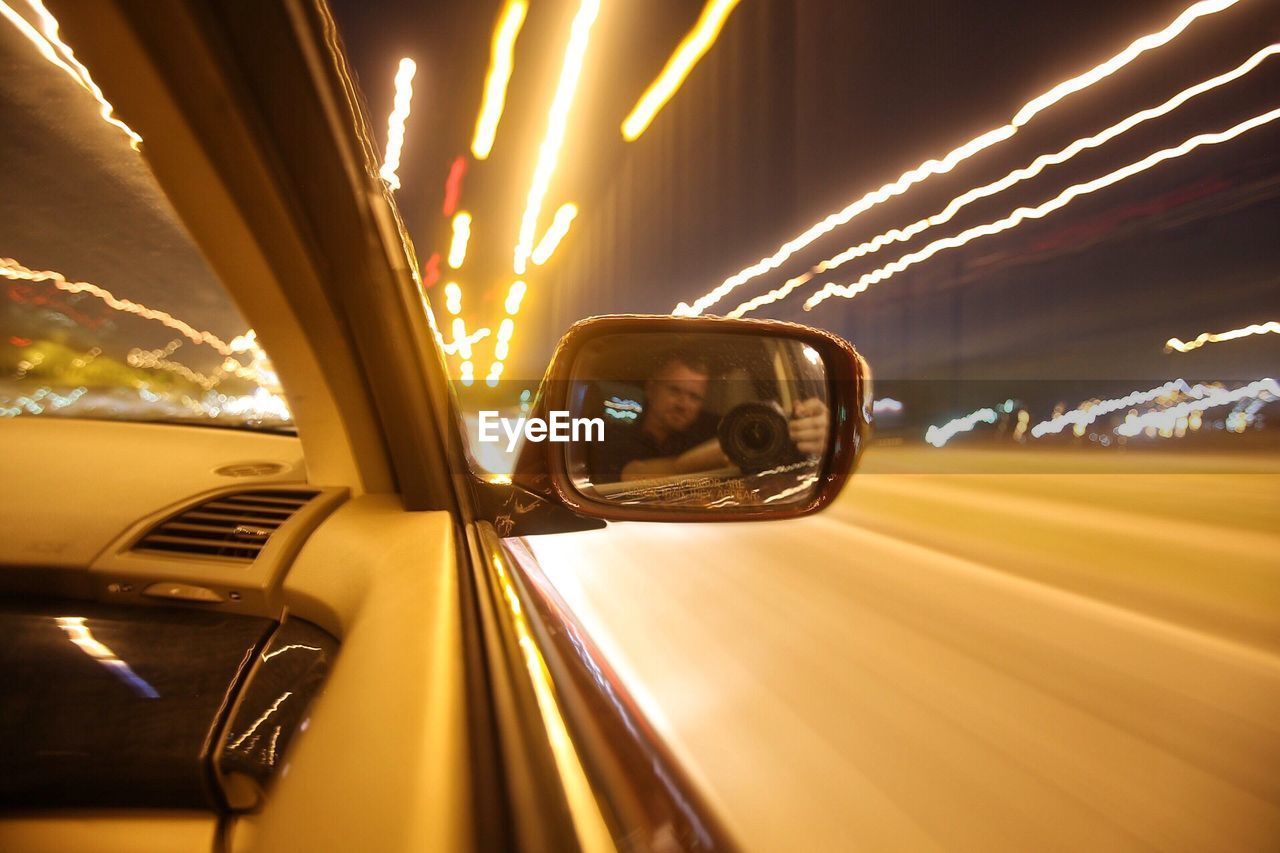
[379,58,417,190]
[730,43,1280,317]
[805,107,1280,311]
[1031,380,1202,438]
[1116,378,1279,436]
[926,407,998,447]
[675,0,1242,316]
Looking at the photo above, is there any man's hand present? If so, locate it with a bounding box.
[789,397,829,456]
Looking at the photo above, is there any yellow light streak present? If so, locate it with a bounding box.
[472,1,528,159]
[730,43,1280,318]
[674,0,1242,316]
[1166,320,1280,352]
[444,281,463,316]
[512,0,600,276]
[503,279,528,315]
[448,211,473,269]
[621,0,742,141]
[56,616,158,697]
[531,203,579,266]
[804,106,1280,311]
[441,326,491,356]
[379,58,417,190]
[2,258,236,355]
[1,0,142,149]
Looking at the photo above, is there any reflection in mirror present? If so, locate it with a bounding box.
[565,333,832,512]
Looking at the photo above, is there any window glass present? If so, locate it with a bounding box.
[1,7,290,430]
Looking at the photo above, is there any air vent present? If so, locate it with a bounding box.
[133,490,319,562]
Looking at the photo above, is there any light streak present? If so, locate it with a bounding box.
[503,279,528,315]
[448,211,473,269]
[229,692,293,750]
[730,44,1280,317]
[472,1,528,159]
[926,407,998,447]
[1031,380,1202,438]
[674,0,1242,316]
[1116,378,1278,436]
[1166,320,1280,352]
[872,398,904,416]
[1,0,142,149]
[441,326,491,356]
[444,281,463,316]
[0,385,87,417]
[805,107,1280,311]
[531,203,579,266]
[512,0,600,276]
[379,58,417,190]
[2,258,236,355]
[56,616,158,698]
[442,156,468,216]
[621,0,741,141]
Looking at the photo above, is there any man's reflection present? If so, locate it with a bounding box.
[589,348,830,483]
[590,349,727,483]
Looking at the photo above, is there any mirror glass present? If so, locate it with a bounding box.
[564,332,832,511]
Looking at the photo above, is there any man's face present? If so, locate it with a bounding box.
[645,362,709,435]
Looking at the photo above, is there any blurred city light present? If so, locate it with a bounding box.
[674,0,1242,317]
[805,106,1280,311]
[621,0,742,142]
[926,407,1000,447]
[379,57,417,190]
[729,43,1280,317]
[444,281,463,315]
[442,156,468,217]
[448,211,473,269]
[1116,378,1279,436]
[512,0,600,276]
[1,0,142,149]
[2,257,236,355]
[471,0,528,160]
[1031,380,1202,438]
[1166,320,1280,352]
[531,203,579,266]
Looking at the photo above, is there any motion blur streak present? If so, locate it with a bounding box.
[805,106,1280,310]
[471,0,528,160]
[56,617,158,698]
[504,279,527,315]
[378,57,417,190]
[529,448,1280,848]
[926,408,1000,447]
[1,258,237,355]
[0,0,142,149]
[1031,379,1201,438]
[444,281,462,315]
[448,211,472,269]
[512,0,600,276]
[729,43,1280,318]
[1167,320,1280,352]
[1116,378,1279,436]
[675,0,1242,317]
[441,326,490,356]
[531,203,579,266]
[441,156,468,217]
[621,0,742,141]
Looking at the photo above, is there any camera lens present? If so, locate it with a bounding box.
[719,401,794,472]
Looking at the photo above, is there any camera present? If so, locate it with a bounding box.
[718,400,800,473]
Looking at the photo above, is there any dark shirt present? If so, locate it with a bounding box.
[589,410,721,483]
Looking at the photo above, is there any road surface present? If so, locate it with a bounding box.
[528,445,1280,851]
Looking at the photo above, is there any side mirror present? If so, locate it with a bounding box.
[512,315,870,522]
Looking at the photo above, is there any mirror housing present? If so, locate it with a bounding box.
[511,315,871,523]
